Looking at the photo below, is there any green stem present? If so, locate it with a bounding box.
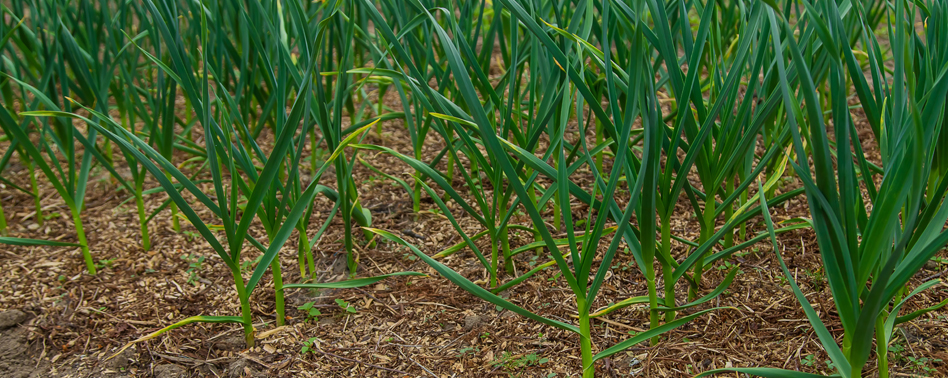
[300,230,315,281]
[739,180,748,241]
[135,187,151,251]
[72,208,95,275]
[310,131,319,173]
[444,151,454,192]
[723,180,734,249]
[552,156,562,232]
[337,157,358,277]
[552,197,561,233]
[500,195,513,275]
[170,201,180,231]
[297,232,307,279]
[689,232,707,301]
[660,220,676,323]
[167,171,180,232]
[29,160,42,226]
[645,260,661,346]
[184,96,193,142]
[232,273,255,348]
[501,229,512,275]
[849,355,863,378]
[842,332,853,365]
[342,190,357,277]
[103,139,114,166]
[876,314,888,378]
[413,178,422,215]
[578,299,594,378]
[271,257,285,326]
[344,227,356,276]
[527,181,542,255]
[490,233,499,288]
[0,200,7,236]
[690,197,716,301]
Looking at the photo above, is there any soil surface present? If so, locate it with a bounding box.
[0,96,946,378]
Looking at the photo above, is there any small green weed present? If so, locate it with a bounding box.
[491,352,550,374]
[180,254,205,285]
[301,337,318,354]
[335,298,357,314]
[95,258,116,270]
[297,301,321,322]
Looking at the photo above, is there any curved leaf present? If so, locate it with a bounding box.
[282,272,426,290]
[0,237,82,247]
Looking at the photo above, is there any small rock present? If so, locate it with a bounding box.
[330,254,348,276]
[462,315,483,332]
[227,358,248,378]
[153,364,186,378]
[0,310,28,330]
[924,260,940,271]
[106,347,135,370]
[213,335,247,352]
[27,223,39,230]
[226,358,263,378]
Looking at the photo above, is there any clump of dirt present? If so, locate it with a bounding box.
[213,335,248,353]
[462,314,483,332]
[226,358,266,378]
[152,364,186,378]
[0,309,48,378]
[103,347,136,373]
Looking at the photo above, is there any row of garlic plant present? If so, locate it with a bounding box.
[2,0,948,376]
[1,0,423,349]
[358,0,801,376]
[356,0,948,376]
[700,1,948,377]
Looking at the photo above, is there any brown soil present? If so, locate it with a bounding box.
[0,99,946,378]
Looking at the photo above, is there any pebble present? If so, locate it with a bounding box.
[154,364,187,378]
[0,310,28,329]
